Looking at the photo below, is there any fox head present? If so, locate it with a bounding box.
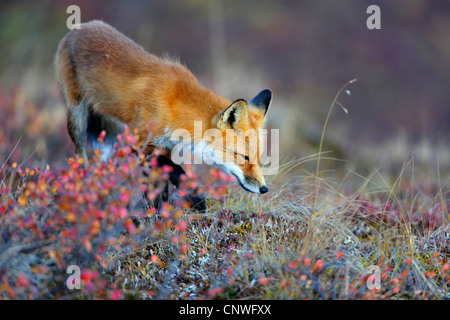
[210,89,272,194]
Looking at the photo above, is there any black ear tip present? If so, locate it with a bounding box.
[231,99,248,105]
[258,88,271,97]
[261,89,273,101]
[249,89,272,114]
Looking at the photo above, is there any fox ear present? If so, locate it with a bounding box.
[249,89,272,117]
[215,99,248,129]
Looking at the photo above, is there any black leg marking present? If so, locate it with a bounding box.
[155,155,206,212]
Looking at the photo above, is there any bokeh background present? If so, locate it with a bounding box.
[0,0,449,182]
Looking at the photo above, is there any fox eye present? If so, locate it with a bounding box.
[239,154,250,161]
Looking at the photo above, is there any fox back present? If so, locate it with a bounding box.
[55,20,272,194]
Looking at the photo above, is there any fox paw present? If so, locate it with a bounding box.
[185,192,206,212]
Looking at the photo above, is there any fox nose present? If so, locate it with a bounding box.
[259,186,268,194]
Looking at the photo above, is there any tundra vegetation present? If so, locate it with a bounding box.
[0,86,448,300]
[0,0,448,300]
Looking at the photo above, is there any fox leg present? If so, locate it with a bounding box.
[154,155,206,212]
[186,190,207,212]
[156,154,185,188]
[152,154,184,210]
[67,100,89,163]
[87,110,123,162]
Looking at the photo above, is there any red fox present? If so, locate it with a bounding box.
[55,20,272,196]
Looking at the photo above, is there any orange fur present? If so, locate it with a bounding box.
[55,20,272,194]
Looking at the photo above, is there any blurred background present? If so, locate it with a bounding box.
[0,0,448,185]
